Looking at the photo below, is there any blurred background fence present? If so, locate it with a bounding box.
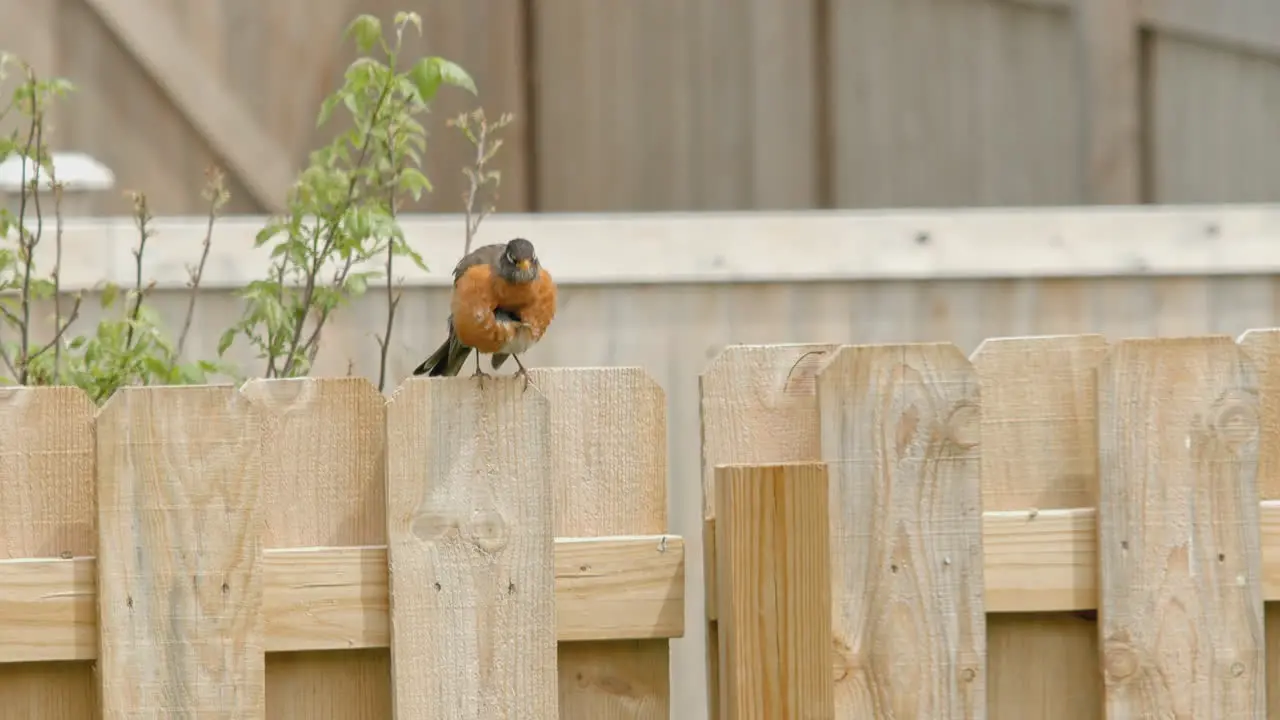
[3,0,1280,216]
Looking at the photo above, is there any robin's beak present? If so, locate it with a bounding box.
[517,259,531,272]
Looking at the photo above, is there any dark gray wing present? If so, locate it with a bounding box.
[451,244,505,285]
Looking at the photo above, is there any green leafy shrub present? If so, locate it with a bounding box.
[0,10,509,400]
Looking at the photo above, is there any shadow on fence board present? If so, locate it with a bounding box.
[0,367,683,719]
[702,332,1277,719]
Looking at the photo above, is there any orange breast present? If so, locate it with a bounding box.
[450,264,516,354]
[492,268,557,342]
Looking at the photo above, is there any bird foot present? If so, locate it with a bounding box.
[471,366,491,388]
[513,366,532,393]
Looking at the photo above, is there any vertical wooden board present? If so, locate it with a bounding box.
[1097,337,1265,717]
[970,335,1107,719]
[715,463,833,719]
[700,344,837,720]
[0,387,98,719]
[1148,33,1280,203]
[96,386,266,717]
[1233,329,1280,720]
[1073,0,1142,203]
[699,345,838,520]
[527,368,669,719]
[817,344,985,717]
[828,0,1081,208]
[240,378,390,719]
[385,376,557,719]
[532,0,819,211]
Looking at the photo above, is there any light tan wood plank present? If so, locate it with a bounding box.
[81,0,292,211]
[0,387,97,718]
[529,368,670,720]
[960,340,1094,720]
[1097,337,1265,716]
[1232,328,1280,720]
[386,375,557,718]
[240,377,389,720]
[1144,0,1280,59]
[699,344,835,720]
[1074,0,1141,202]
[818,344,985,716]
[0,534,684,664]
[714,462,833,718]
[95,385,266,716]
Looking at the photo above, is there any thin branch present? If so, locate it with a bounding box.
[460,121,488,257]
[124,192,152,351]
[51,175,64,379]
[0,341,16,379]
[14,68,40,383]
[177,168,225,359]
[376,188,401,393]
[27,294,81,363]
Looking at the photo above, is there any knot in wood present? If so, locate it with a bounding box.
[411,512,454,541]
[1207,389,1258,450]
[944,402,980,449]
[1103,639,1140,683]
[466,509,509,553]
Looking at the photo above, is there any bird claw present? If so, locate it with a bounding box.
[471,366,491,388]
[514,367,532,393]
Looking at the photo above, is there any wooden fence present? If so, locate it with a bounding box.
[702,333,1280,717]
[0,368,683,717]
[7,0,1280,215]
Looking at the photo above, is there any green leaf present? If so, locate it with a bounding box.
[394,11,422,35]
[409,56,477,105]
[427,57,476,95]
[217,328,236,356]
[100,282,119,308]
[398,168,432,200]
[345,15,383,54]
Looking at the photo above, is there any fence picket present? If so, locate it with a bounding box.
[95,385,266,717]
[1097,337,1265,717]
[817,343,986,717]
[385,375,557,718]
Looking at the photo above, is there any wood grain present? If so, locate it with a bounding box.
[95,385,266,717]
[714,462,833,719]
[1097,337,1265,717]
[385,375,557,719]
[817,344,985,718]
[529,368,670,720]
[240,377,389,719]
[699,344,835,720]
[0,387,97,719]
[1074,0,1142,203]
[970,334,1107,719]
[1237,328,1280,720]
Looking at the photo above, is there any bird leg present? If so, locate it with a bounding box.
[511,354,532,392]
[472,352,491,385]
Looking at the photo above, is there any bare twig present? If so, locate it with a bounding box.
[375,186,401,393]
[124,191,153,352]
[177,167,226,359]
[27,294,81,363]
[451,109,513,256]
[14,68,41,383]
[50,174,64,379]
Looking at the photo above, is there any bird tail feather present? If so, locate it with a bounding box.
[412,333,471,377]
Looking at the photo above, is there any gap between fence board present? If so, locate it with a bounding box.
[0,534,684,664]
[704,500,1280,620]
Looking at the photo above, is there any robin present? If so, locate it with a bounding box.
[412,237,557,389]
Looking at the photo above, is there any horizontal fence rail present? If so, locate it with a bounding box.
[701,330,1280,718]
[0,368,682,718]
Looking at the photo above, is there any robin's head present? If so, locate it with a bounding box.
[497,237,539,283]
